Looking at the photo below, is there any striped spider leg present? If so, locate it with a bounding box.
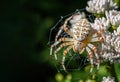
[85,29,105,73]
[50,14,76,71]
[55,16,73,42]
[50,38,73,60]
[50,38,74,72]
[55,12,82,42]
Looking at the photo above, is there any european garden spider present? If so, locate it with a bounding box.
[50,12,104,73]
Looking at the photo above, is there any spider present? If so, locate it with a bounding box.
[50,12,104,73]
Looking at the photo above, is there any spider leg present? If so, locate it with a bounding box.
[90,36,104,42]
[55,16,73,41]
[50,38,73,59]
[86,47,94,73]
[54,42,73,60]
[92,29,105,38]
[88,43,100,71]
[62,45,73,72]
[79,47,85,54]
[55,26,63,41]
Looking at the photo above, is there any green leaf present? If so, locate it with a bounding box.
[114,63,120,82]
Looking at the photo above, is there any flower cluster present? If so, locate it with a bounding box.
[86,0,120,63]
[102,76,115,82]
[91,17,110,31]
[86,0,120,81]
[105,10,120,27]
[86,0,118,14]
[70,12,85,24]
[100,31,120,63]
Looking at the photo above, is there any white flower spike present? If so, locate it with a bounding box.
[100,31,120,63]
[102,76,115,82]
[91,17,110,31]
[105,10,120,26]
[86,0,118,14]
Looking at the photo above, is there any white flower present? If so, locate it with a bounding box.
[70,12,85,24]
[105,10,120,26]
[102,76,115,82]
[91,17,110,31]
[86,0,118,14]
[100,31,120,63]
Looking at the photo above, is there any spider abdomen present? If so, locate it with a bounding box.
[72,19,91,41]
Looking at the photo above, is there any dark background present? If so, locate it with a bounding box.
[0,0,88,82]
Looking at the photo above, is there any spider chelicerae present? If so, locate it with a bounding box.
[50,12,104,73]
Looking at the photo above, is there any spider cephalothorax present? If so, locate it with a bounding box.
[50,12,104,73]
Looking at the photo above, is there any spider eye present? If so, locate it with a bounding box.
[86,34,89,36]
[77,42,80,44]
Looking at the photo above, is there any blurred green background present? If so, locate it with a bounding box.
[0,0,88,82]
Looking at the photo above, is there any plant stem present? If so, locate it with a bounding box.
[106,62,118,82]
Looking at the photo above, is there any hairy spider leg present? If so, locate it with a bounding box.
[62,46,73,72]
[54,42,73,60]
[87,30,105,72]
[55,16,74,41]
[90,30,105,42]
[92,29,105,38]
[86,46,94,73]
[90,36,104,42]
[50,38,73,60]
[88,43,100,71]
